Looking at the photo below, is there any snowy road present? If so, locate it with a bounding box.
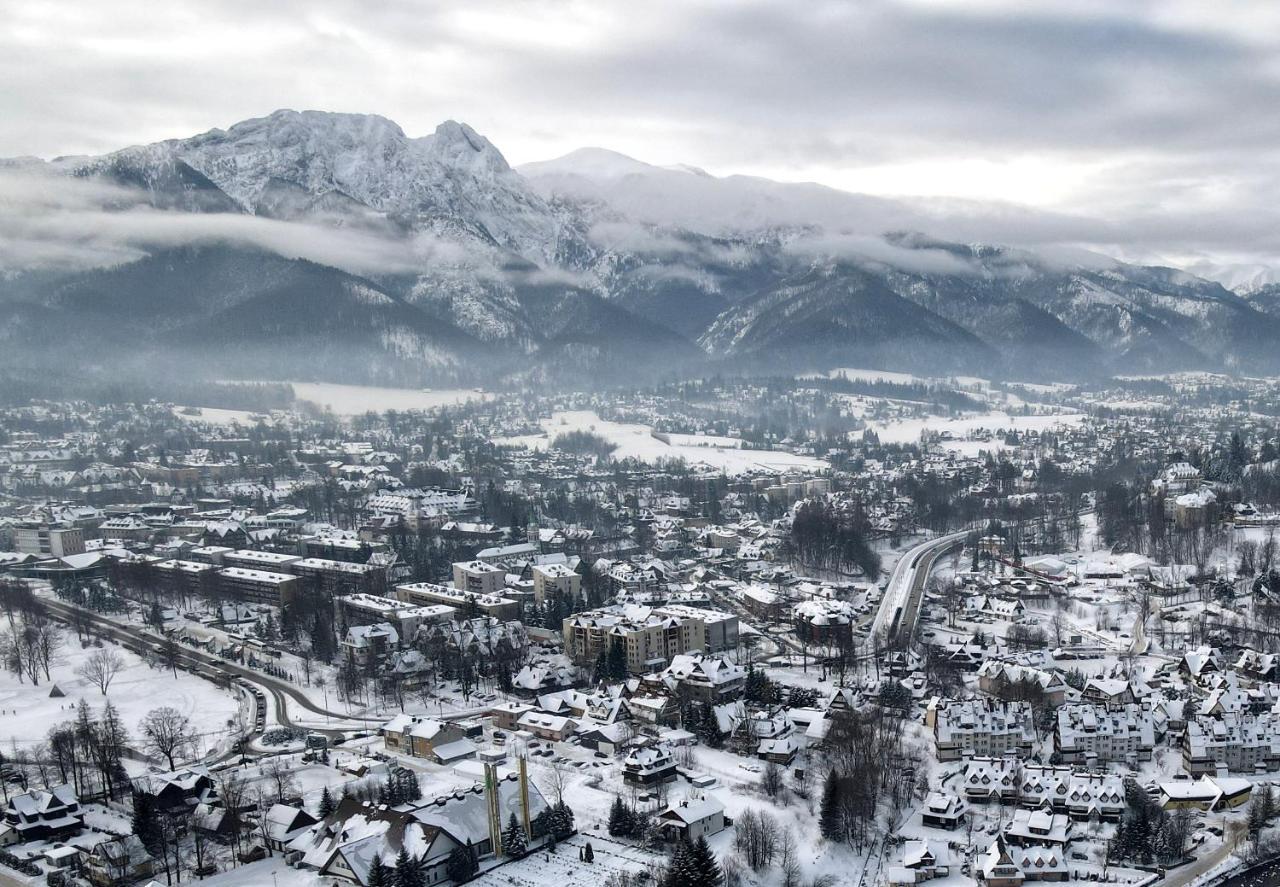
[868,530,968,644]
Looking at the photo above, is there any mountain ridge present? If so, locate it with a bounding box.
[5,109,1280,385]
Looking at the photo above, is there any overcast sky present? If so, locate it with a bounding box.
[7,0,1280,272]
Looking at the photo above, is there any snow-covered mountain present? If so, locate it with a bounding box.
[4,109,1280,386]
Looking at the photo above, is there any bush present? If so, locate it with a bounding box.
[260,726,307,746]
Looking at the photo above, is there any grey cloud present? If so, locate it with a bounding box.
[0,168,469,275]
[5,0,1280,269]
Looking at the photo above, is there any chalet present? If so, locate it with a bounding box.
[133,766,217,816]
[623,744,677,785]
[261,804,319,852]
[627,693,679,727]
[648,652,745,703]
[2,784,83,843]
[1159,775,1252,811]
[515,711,576,743]
[1004,809,1071,847]
[380,715,474,763]
[758,735,800,764]
[977,662,1068,707]
[84,835,155,887]
[920,792,966,830]
[657,796,726,842]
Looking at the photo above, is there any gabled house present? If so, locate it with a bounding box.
[623,744,677,785]
[133,766,216,816]
[84,835,155,887]
[656,796,726,842]
[380,715,473,763]
[2,783,83,843]
[262,803,320,852]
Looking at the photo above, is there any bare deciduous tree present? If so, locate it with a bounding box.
[140,706,196,770]
[76,647,124,695]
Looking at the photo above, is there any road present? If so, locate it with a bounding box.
[895,539,962,645]
[40,597,497,742]
[40,597,359,739]
[868,530,968,645]
[1160,839,1237,887]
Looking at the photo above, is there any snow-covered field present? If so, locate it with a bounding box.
[863,410,1086,454]
[172,406,273,426]
[498,410,828,475]
[0,638,243,760]
[286,382,493,415]
[801,366,919,384]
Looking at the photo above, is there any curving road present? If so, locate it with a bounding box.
[40,597,359,739]
[869,530,968,646]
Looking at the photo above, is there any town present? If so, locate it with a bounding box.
[0,370,1279,887]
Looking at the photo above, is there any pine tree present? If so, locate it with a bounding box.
[687,836,723,887]
[607,639,628,682]
[131,789,161,857]
[393,847,424,887]
[698,705,724,749]
[502,811,527,858]
[552,800,575,837]
[445,841,477,883]
[367,855,390,887]
[663,840,689,887]
[318,786,336,818]
[608,796,628,837]
[819,770,843,841]
[381,769,399,806]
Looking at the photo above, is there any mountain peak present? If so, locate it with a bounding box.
[519,147,660,179]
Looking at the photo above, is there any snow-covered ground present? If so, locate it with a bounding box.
[0,637,244,761]
[862,410,1086,454]
[497,410,828,475]
[286,382,493,415]
[801,367,920,384]
[172,405,275,426]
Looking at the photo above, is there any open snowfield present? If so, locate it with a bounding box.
[863,410,1086,454]
[801,366,919,384]
[498,410,828,475]
[286,382,493,415]
[172,405,273,426]
[0,638,243,760]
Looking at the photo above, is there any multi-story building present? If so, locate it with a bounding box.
[930,699,1035,761]
[1183,713,1280,774]
[292,557,387,596]
[336,593,453,638]
[644,604,739,653]
[152,558,220,596]
[793,599,857,646]
[1055,703,1156,764]
[216,566,299,607]
[13,523,84,557]
[451,560,506,596]
[394,582,520,621]
[530,562,581,605]
[223,548,301,573]
[563,604,739,675]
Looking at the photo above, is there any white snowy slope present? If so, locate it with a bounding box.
[69,110,585,269]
